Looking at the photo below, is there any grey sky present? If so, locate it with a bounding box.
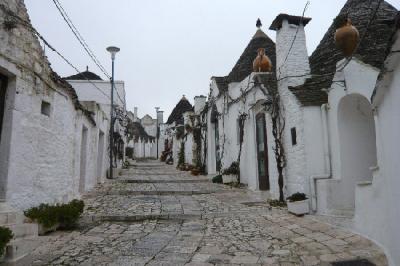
[24,0,399,119]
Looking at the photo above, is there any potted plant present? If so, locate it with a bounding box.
[222,162,239,184]
[24,200,85,235]
[24,204,59,235]
[191,167,200,176]
[286,192,309,216]
[0,227,13,262]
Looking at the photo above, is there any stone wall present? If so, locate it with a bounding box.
[275,19,312,196]
[0,0,107,210]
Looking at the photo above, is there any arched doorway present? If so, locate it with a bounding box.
[338,94,377,210]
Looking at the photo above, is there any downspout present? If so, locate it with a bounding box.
[310,103,332,212]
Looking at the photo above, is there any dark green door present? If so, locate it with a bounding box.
[0,74,7,143]
[256,113,270,190]
[215,122,221,172]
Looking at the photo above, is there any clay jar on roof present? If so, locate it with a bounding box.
[334,18,360,57]
[253,48,272,72]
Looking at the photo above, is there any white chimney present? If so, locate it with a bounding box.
[157,110,164,125]
[194,95,207,114]
[270,14,311,87]
[134,107,138,122]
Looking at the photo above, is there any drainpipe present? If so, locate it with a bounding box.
[310,103,332,212]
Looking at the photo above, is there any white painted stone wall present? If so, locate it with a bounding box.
[0,0,112,210]
[353,32,400,266]
[207,74,277,191]
[67,80,125,111]
[316,59,380,216]
[274,19,314,198]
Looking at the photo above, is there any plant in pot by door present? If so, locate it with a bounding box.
[24,203,59,235]
[286,192,309,216]
[222,162,239,184]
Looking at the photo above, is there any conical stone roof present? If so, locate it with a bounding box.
[227,28,276,83]
[290,0,398,106]
[166,96,193,125]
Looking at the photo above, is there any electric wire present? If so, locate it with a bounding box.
[51,0,126,106]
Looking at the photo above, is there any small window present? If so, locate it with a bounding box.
[41,101,51,117]
[291,127,297,146]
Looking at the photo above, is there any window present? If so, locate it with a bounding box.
[41,101,51,117]
[291,127,297,146]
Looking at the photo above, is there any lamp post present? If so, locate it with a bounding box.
[155,107,160,159]
[106,46,120,179]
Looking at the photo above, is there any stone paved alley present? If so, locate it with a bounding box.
[27,161,387,266]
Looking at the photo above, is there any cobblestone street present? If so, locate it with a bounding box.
[28,161,387,266]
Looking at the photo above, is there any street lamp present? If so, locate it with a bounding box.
[155,107,160,159]
[107,46,120,179]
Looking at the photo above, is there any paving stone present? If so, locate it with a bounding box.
[25,160,388,266]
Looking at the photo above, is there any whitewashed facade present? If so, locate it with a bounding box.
[201,1,399,264]
[0,0,125,212]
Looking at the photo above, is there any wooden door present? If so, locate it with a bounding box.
[215,122,221,172]
[0,74,7,143]
[256,113,270,190]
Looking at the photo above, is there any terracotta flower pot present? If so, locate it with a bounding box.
[334,19,359,57]
[253,48,272,72]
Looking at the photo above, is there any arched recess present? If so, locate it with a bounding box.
[337,94,377,210]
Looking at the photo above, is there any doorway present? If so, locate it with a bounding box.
[256,113,270,190]
[96,131,105,183]
[0,74,7,142]
[0,74,8,200]
[79,126,88,193]
[214,122,221,172]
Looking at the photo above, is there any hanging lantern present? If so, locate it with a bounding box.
[253,48,272,72]
[334,18,360,57]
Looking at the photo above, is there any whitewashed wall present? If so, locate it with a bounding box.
[353,33,400,266]
[0,0,112,210]
[67,80,125,111]
[274,18,312,197]
[316,59,380,216]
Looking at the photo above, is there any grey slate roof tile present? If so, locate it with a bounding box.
[290,0,398,106]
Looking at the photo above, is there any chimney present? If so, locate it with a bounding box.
[270,14,311,86]
[157,110,164,125]
[134,107,138,121]
[194,95,207,114]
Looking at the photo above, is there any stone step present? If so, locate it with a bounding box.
[81,213,201,223]
[81,209,270,224]
[5,223,38,239]
[92,190,215,196]
[3,237,42,265]
[117,179,210,184]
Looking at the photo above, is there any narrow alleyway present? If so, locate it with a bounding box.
[28,161,387,266]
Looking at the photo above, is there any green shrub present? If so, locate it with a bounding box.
[287,192,308,202]
[24,200,85,230]
[212,175,223,184]
[57,200,84,229]
[125,147,134,159]
[222,161,240,175]
[268,199,287,207]
[0,227,13,257]
[24,203,58,229]
[177,142,185,168]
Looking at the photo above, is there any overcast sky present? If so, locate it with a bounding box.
[24,0,399,119]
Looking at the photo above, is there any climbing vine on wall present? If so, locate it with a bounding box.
[264,83,286,202]
[177,141,185,168]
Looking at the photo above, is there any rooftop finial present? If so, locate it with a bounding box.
[256,18,262,29]
[86,65,89,72]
